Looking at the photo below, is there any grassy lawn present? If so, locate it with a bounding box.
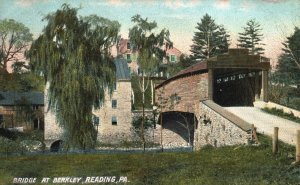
[0,135,299,185]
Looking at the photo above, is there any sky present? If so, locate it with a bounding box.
[1,0,300,67]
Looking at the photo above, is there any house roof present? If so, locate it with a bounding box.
[114,58,131,80]
[0,91,44,106]
[166,47,182,57]
[174,61,207,77]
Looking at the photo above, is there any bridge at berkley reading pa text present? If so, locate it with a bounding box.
[155,48,300,149]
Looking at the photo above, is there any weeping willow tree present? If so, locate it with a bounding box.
[27,4,120,149]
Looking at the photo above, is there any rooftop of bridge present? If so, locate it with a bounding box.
[155,48,270,89]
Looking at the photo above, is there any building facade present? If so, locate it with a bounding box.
[0,91,44,132]
[44,59,133,148]
[117,38,183,76]
[92,59,132,143]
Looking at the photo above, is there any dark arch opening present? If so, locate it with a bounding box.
[213,69,262,106]
[158,111,198,146]
[50,140,63,152]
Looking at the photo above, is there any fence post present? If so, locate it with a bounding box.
[272,127,279,154]
[251,124,259,143]
[296,130,300,163]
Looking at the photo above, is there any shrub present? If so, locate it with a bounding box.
[132,116,154,132]
[0,137,27,155]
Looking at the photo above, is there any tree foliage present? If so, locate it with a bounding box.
[0,71,44,92]
[27,4,120,149]
[167,54,197,77]
[131,75,152,110]
[132,116,153,135]
[238,19,265,55]
[190,14,230,61]
[129,15,172,151]
[273,27,300,86]
[129,14,172,63]
[282,27,300,70]
[0,19,33,72]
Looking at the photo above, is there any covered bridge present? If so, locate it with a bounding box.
[155,48,270,149]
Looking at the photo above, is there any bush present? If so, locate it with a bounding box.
[268,84,300,111]
[132,116,154,133]
[0,137,27,155]
[0,128,24,140]
[0,129,45,155]
[20,140,45,152]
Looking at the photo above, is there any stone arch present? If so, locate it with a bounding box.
[50,140,63,152]
[158,111,198,146]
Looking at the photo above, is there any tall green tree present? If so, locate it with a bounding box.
[238,19,265,55]
[274,27,300,86]
[190,14,230,61]
[0,19,33,73]
[28,4,120,149]
[129,14,172,151]
[0,62,44,92]
[282,27,300,70]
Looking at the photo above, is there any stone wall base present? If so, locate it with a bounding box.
[194,101,252,150]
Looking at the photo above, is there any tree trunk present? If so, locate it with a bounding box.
[2,59,8,73]
[142,74,146,152]
[187,122,191,146]
[160,110,163,152]
[207,33,210,59]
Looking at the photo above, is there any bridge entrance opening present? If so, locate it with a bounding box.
[159,111,198,146]
[213,69,262,107]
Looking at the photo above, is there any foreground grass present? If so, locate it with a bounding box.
[0,136,299,185]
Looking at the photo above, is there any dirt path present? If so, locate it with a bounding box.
[225,106,300,145]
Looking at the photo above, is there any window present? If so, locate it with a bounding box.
[126,54,131,62]
[170,55,176,62]
[112,116,117,125]
[32,105,39,110]
[93,115,100,126]
[113,82,117,91]
[112,100,117,108]
[34,119,39,130]
[127,42,130,49]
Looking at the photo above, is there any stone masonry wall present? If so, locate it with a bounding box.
[155,73,208,113]
[194,101,251,150]
[93,80,132,143]
[131,110,190,147]
[130,124,190,147]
